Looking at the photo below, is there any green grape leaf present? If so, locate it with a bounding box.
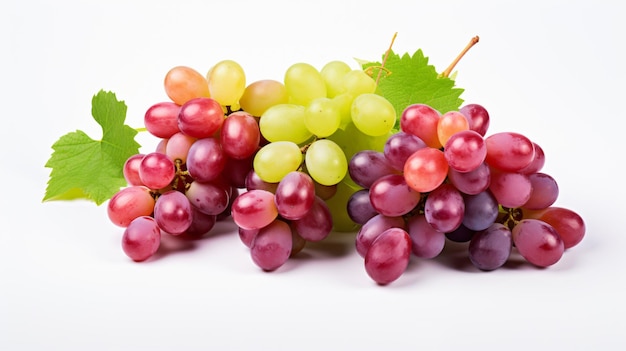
[362,49,464,129]
[43,90,140,205]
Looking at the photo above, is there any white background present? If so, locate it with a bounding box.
[2,0,625,350]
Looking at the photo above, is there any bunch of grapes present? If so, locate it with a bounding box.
[347,103,586,285]
[106,59,396,267]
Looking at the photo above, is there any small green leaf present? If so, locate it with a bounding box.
[363,49,464,129]
[43,90,140,205]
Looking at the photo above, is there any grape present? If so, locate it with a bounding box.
[304,97,341,137]
[155,138,167,154]
[185,181,230,215]
[406,215,445,259]
[320,60,352,98]
[274,171,315,220]
[462,190,499,231]
[331,93,354,129]
[239,79,289,117]
[259,104,312,144]
[446,224,476,243]
[231,189,278,230]
[122,216,161,262]
[347,189,378,225]
[178,97,225,139]
[342,70,377,96]
[324,178,361,232]
[530,207,585,249]
[207,59,246,108]
[123,154,145,186]
[222,155,254,189]
[489,171,532,208]
[292,196,333,242]
[459,103,490,136]
[253,141,302,183]
[348,150,397,189]
[245,170,278,193]
[154,190,193,235]
[144,102,181,139]
[437,111,469,146]
[468,223,512,271]
[512,219,564,267]
[369,174,421,217]
[186,138,226,183]
[383,131,427,171]
[313,181,337,200]
[485,132,535,172]
[404,147,449,193]
[284,62,326,106]
[519,142,545,174]
[138,152,176,190]
[447,162,491,195]
[238,227,259,248]
[364,228,412,285]
[250,219,292,271]
[163,65,210,105]
[400,103,442,149]
[182,207,217,239]
[165,132,196,163]
[424,183,465,233]
[444,130,487,173]
[289,226,307,257]
[355,214,405,258]
[523,172,559,210]
[107,186,155,227]
[220,111,261,159]
[305,139,347,186]
[350,93,396,136]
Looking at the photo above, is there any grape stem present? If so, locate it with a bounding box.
[375,32,398,85]
[440,36,480,78]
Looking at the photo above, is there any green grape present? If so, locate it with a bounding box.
[284,63,327,106]
[304,97,341,138]
[320,60,352,98]
[331,93,354,130]
[305,139,347,186]
[325,177,362,232]
[207,60,246,107]
[351,93,396,136]
[253,141,303,183]
[328,122,390,163]
[342,70,377,96]
[259,104,313,144]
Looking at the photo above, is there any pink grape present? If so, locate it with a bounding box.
[400,103,442,148]
[153,190,193,235]
[250,219,292,271]
[369,174,421,217]
[107,186,155,227]
[383,131,427,171]
[182,207,217,239]
[519,142,545,174]
[356,214,405,258]
[231,189,278,230]
[239,227,259,248]
[406,215,445,259]
[292,196,333,242]
[186,138,226,183]
[444,130,487,173]
[178,97,224,138]
[404,147,448,193]
[531,207,585,249]
[165,132,196,163]
[364,228,412,285]
[512,219,564,267]
[424,183,465,233]
[122,216,161,262]
[274,171,315,220]
[459,103,490,136]
[123,154,145,186]
[144,101,181,139]
[489,171,532,208]
[185,181,230,215]
[447,162,491,195]
[245,170,278,193]
[138,152,176,190]
[220,111,261,159]
[485,132,535,172]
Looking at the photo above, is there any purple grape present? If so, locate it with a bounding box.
[462,190,499,231]
[347,189,378,225]
[468,223,512,271]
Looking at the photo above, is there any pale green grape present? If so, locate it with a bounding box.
[351,93,396,136]
[284,63,327,106]
[331,93,354,130]
[342,70,377,96]
[320,60,352,98]
[304,97,341,138]
[305,139,347,186]
[259,104,313,144]
[328,122,390,163]
[325,177,362,232]
[206,60,246,107]
[253,141,302,183]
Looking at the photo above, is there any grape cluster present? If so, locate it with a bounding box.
[107,59,394,267]
[348,103,586,284]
